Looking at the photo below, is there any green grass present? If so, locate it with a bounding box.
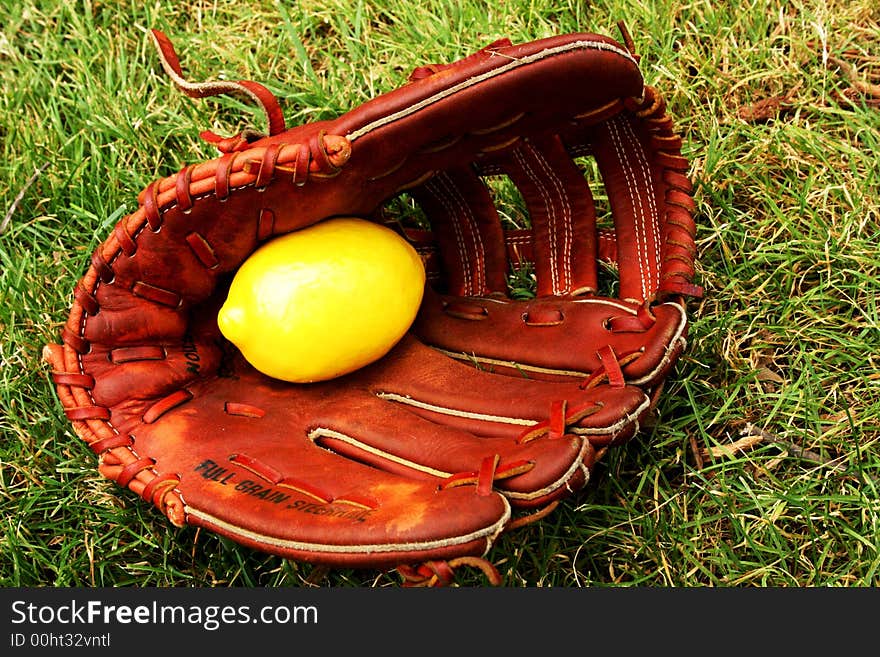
[1,0,878,587]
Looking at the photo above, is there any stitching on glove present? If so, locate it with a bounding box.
[137,137,350,217]
[47,134,353,529]
[345,39,637,142]
[309,427,449,478]
[511,142,574,296]
[184,497,512,556]
[375,392,537,427]
[422,171,483,295]
[627,87,703,301]
[44,27,704,579]
[606,115,660,302]
[407,38,514,82]
[432,346,590,379]
[308,427,524,485]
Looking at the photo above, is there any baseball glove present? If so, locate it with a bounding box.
[44,23,701,586]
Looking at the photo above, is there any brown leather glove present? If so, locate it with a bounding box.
[43,25,701,586]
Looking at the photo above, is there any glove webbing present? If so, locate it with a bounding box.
[401,85,701,305]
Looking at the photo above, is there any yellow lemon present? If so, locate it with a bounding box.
[217,217,426,383]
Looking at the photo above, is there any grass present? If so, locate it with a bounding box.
[1,0,878,588]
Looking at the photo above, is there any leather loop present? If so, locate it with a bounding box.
[142,389,193,424]
[443,301,488,320]
[230,453,283,484]
[140,472,180,504]
[185,232,219,269]
[116,457,156,487]
[150,30,286,136]
[113,223,138,257]
[175,164,195,212]
[88,434,135,453]
[60,327,89,354]
[214,152,235,200]
[52,371,95,388]
[548,400,567,439]
[257,208,275,241]
[255,143,280,188]
[132,281,181,307]
[73,282,99,315]
[143,181,162,231]
[476,455,500,497]
[292,143,310,186]
[110,346,165,363]
[65,405,111,421]
[597,345,626,388]
[90,250,114,284]
[523,307,564,327]
[309,131,332,173]
[224,402,267,418]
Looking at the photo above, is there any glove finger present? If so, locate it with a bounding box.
[574,90,702,303]
[86,369,515,569]
[407,166,509,297]
[356,333,649,442]
[413,287,688,387]
[484,133,600,296]
[304,384,591,509]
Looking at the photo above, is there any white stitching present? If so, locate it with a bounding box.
[526,142,574,294]
[186,496,512,555]
[345,39,636,142]
[607,116,650,300]
[619,117,661,295]
[429,171,487,295]
[308,427,453,478]
[513,146,565,294]
[426,173,473,294]
[376,392,538,426]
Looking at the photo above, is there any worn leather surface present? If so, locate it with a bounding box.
[44,30,701,572]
